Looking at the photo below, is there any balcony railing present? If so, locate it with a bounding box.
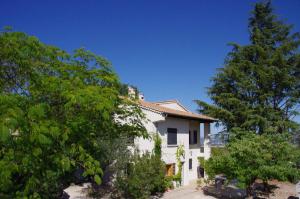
[210,133,229,146]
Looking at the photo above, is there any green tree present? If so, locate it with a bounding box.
[204,134,300,194]
[0,30,146,198]
[196,1,300,137]
[119,84,139,99]
[196,1,300,196]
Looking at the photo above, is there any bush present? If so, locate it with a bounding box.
[164,176,174,189]
[116,153,167,199]
[211,147,227,157]
[204,134,300,195]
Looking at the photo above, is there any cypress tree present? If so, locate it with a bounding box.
[197,1,300,137]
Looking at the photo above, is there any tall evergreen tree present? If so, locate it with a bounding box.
[197,1,300,137]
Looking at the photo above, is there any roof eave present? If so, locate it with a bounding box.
[166,113,217,122]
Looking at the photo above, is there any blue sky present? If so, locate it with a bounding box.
[1,0,300,132]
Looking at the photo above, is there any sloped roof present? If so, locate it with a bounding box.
[154,99,190,112]
[139,100,216,122]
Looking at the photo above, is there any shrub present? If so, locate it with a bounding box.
[211,147,227,157]
[204,134,300,195]
[164,176,174,189]
[116,153,167,199]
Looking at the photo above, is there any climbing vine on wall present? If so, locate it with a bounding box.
[153,133,162,158]
[173,144,185,184]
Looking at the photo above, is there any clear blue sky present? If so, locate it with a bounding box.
[1,0,300,130]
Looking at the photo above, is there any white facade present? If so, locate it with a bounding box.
[135,100,212,186]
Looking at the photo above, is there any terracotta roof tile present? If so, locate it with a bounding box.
[139,100,217,122]
[153,99,189,112]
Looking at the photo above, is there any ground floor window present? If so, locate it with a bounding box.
[189,159,192,170]
[166,163,175,176]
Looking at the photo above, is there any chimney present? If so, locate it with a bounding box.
[128,86,136,98]
[139,93,145,101]
[128,86,144,100]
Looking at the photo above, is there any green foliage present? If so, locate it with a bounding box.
[116,134,168,199]
[153,133,162,158]
[0,30,146,198]
[173,144,185,183]
[164,176,174,189]
[198,157,205,167]
[197,2,300,196]
[196,1,300,137]
[119,84,139,99]
[116,153,167,199]
[204,134,300,190]
[211,147,227,157]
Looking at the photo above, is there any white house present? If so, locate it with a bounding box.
[135,97,216,186]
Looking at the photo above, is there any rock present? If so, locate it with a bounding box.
[63,183,92,199]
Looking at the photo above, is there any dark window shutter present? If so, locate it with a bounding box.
[189,130,191,144]
[167,128,177,145]
[193,130,197,144]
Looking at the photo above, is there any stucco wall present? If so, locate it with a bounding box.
[135,108,210,186]
[134,109,165,153]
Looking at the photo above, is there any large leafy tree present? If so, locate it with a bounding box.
[204,134,300,194]
[0,29,146,198]
[198,1,300,195]
[197,1,300,137]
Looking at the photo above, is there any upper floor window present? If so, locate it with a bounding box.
[193,130,198,144]
[167,128,177,145]
[189,130,198,144]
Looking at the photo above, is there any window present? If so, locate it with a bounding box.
[189,130,198,145]
[200,147,204,153]
[167,128,177,145]
[193,130,197,144]
[189,158,192,170]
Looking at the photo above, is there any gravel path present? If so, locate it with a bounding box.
[63,182,215,199]
[162,184,216,199]
[296,181,300,198]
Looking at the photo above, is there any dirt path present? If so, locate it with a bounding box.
[161,184,216,199]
